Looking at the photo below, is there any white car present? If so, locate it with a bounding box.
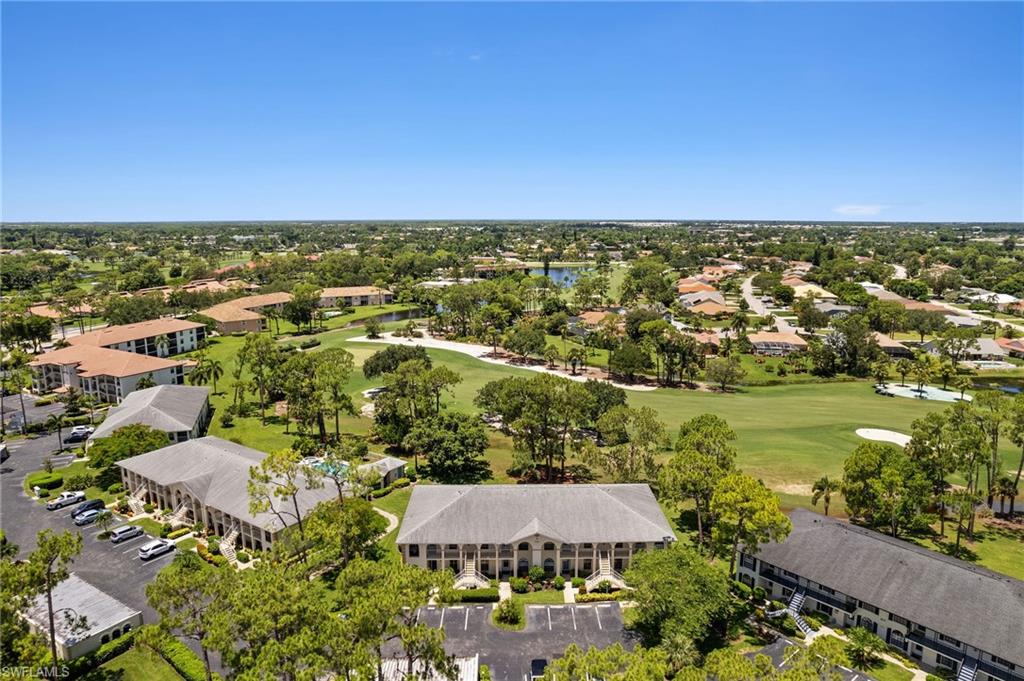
[46,490,86,510]
[69,425,94,436]
[138,538,175,561]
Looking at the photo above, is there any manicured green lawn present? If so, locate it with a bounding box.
[372,486,414,554]
[25,458,120,507]
[514,589,565,605]
[176,537,199,551]
[83,646,183,681]
[127,517,164,536]
[910,518,1024,581]
[856,659,914,681]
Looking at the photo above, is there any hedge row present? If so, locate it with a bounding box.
[166,528,191,540]
[67,630,136,678]
[575,591,628,603]
[196,541,229,567]
[369,476,411,499]
[28,472,64,490]
[450,588,500,603]
[146,634,221,681]
[299,338,321,349]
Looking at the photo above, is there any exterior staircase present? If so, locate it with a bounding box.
[786,588,813,636]
[454,556,488,589]
[127,485,148,515]
[220,525,239,564]
[585,553,626,592]
[167,501,190,528]
[956,658,978,681]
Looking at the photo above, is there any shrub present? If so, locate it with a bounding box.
[770,600,786,612]
[236,551,251,564]
[509,577,529,593]
[595,580,613,594]
[167,528,191,540]
[34,396,56,406]
[219,412,234,428]
[38,489,50,498]
[575,591,627,603]
[28,472,64,490]
[143,502,155,513]
[528,565,545,584]
[553,576,565,590]
[208,539,221,555]
[106,482,124,494]
[64,472,95,491]
[192,521,205,534]
[571,577,585,589]
[391,477,411,489]
[452,587,499,603]
[732,580,752,599]
[146,630,220,681]
[211,555,229,567]
[752,586,767,602]
[495,598,523,626]
[370,487,390,499]
[66,630,137,676]
[299,338,321,350]
[480,665,492,681]
[160,523,174,538]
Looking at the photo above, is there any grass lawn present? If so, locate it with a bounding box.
[372,486,414,554]
[83,646,183,681]
[909,518,1024,581]
[855,659,915,681]
[25,458,120,507]
[176,536,198,551]
[514,589,565,605]
[127,517,164,536]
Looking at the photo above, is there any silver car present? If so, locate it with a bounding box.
[46,490,86,510]
[110,525,144,544]
[73,509,101,526]
[138,538,174,560]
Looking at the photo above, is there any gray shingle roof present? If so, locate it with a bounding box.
[753,509,1024,665]
[25,574,140,646]
[117,436,336,532]
[396,484,674,545]
[90,385,209,440]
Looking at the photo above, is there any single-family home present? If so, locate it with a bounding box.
[814,301,855,318]
[677,281,718,294]
[748,331,809,356]
[68,318,206,358]
[737,510,1024,681]
[685,331,721,355]
[872,332,912,358]
[396,484,675,589]
[89,385,211,443]
[679,291,727,308]
[944,315,983,329]
[923,338,1007,361]
[995,337,1024,359]
[689,301,734,318]
[24,574,142,660]
[29,345,187,403]
[792,283,838,301]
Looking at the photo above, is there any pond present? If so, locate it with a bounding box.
[342,307,421,327]
[529,266,590,287]
[971,377,1024,395]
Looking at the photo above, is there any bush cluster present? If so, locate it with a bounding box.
[166,527,191,540]
[299,338,321,349]
[146,631,222,681]
[66,630,136,676]
[196,542,229,567]
[106,482,124,494]
[449,587,500,603]
[236,551,251,564]
[28,472,64,490]
[369,476,412,499]
[509,577,529,593]
[494,598,523,626]
[575,591,627,603]
[63,472,95,491]
[143,502,155,513]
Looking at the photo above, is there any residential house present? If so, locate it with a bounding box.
[814,301,855,318]
[679,291,727,308]
[748,331,809,356]
[199,292,293,334]
[923,338,1007,361]
[568,310,618,337]
[677,281,718,294]
[318,286,394,308]
[68,318,206,357]
[396,484,675,588]
[872,332,912,358]
[360,455,407,487]
[792,283,838,301]
[943,315,983,329]
[689,301,733,318]
[29,345,187,403]
[24,574,142,660]
[737,509,1024,681]
[995,337,1024,359]
[28,301,95,320]
[89,385,211,443]
[685,331,721,355]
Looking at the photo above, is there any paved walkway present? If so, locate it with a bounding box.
[374,507,399,535]
[498,581,512,602]
[855,428,912,447]
[741,276,796,332]
[353,333,658,391]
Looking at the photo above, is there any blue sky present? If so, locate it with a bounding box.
[2,2,1021,222]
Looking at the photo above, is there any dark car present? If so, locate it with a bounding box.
[530,659,548,680]
[71,499,106,519]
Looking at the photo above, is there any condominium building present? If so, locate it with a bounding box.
[737,510,1024,681]
[318,286,393,308]
[89,385,211,443]
[29,345,186,403]
[68,318,206,357]
[396,484,675,589]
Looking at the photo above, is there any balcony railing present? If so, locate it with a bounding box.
[904,633,1024,681]
[758,570,856,613]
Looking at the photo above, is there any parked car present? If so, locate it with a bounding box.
[46,490,86,510]
[138,538,174,560]
[71,499,106,519]
[110,525,144,544]
[74,509,101,526]
[69,425,94,437]
[0,442,9,463]
[531,659,549,680]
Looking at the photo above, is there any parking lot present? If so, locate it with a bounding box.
[754,637,878,681]
[414,603,634,681]
[0,433,177,628]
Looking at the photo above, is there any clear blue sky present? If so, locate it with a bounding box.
[3,2,1022,223]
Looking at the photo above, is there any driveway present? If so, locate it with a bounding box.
[411,603,635,681]
[2,392,65,432]
[741,276,796,332]
[755,636,877,681]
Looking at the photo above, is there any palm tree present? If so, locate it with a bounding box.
[811,476,841,516]
[95,510,114,537]
[871,359,890,387]
[729,311,749,339]
[189,361,209,387]
[566,347,587,375]
[543,345,562,369]
[938,359,956,390]
[912,354,935,393]
[154,334,170,357]
[992,475,1017,516]
[46,413,66,452]
[763,312,776,331]
[136,374,157,390]
[895,358,913,387]
[954,374,973,401]
[206,359,223,394]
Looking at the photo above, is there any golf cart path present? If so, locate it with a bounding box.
[855,428,912,448]
[350,333,657,391]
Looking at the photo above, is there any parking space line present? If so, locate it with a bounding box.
[594,607,603,630]
[464,608,469,630]
[438,608,445,629]
[547,606,552,630]
[121,538,150,553]
[571,607,577,630]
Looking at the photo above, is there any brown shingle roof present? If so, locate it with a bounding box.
[320,286,393,298]
[30,346,183,378]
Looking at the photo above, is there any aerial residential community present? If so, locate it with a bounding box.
[1,2,1022,681]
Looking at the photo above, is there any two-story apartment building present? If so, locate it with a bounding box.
[29,345,187,403]
[199,292,293,334]
[737,510,1024,681]
[89,385,211,443]
[68,318,206,357]
[318,286,393,308]
[396,484,675,588]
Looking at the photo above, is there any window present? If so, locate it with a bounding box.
[123,624,131,632]
[101,634,109,644]
[935,654,958,671]
[859,601,879,615]
[614,543,624,548]
[427,560,438,570]
[582,543,593,549]
[543,542,555,550]
[448,560,459,572]
[740,554,757,570]
[816,602,833,616]
[518,542,530,551]
[888,614,908,627]
[408,545,420,557]
[447,544,458,550]
[989,655,1015,670]
[634,543,645,550]
[938,633,961,648]
[543,558,555,572]
[819,585,835,595]
[481,544,491,550]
